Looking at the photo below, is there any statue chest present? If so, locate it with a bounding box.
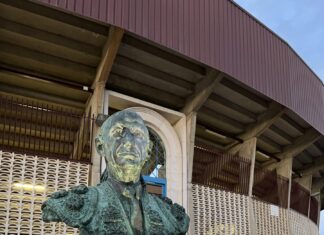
[81,184,176,235]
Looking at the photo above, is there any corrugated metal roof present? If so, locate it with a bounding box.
[37,0,324,134]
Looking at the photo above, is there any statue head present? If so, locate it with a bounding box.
[95,110,150,183]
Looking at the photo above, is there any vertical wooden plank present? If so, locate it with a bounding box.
[160,0,166,45]
[66,0,75,11]
[91,0,99,19]
[129,0,136,32]
[135,0,143,35]
[166,0,173,48]
[74,0,83,14]
[154,0,161,43]
[148,0,155,40]
[99,0,107,21]
[121,0,129,29]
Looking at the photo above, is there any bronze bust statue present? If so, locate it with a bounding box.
[42,110,189,234]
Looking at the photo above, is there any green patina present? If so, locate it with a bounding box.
[42,110,190,235]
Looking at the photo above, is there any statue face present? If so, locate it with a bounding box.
[96,110,150,183]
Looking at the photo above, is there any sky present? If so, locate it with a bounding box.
[233,0,324,82]
[232,0,324,234]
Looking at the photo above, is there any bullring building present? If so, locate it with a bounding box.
[0,0,323,234]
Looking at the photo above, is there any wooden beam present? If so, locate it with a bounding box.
[0,41,95,85]
[276,128,320,159]
[312,178,324,194]
[72,26,123,161]
[0,1,107,48]
[113,56,193,96]
[298,157,324,176]
[238,102,285,141]
[118,44,201,84]
[109,73,184,109]
[0,0,109,37]
[123,34,205,75]
[91,26,124,89]
[181,70,223,115]
[225,102,285,150]
[220,79,268,108]
[0,83,85,110]
[0,18,101,66]
[209,93,257,120]
[262,128,321,168]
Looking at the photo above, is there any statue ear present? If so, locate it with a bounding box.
[95,136,104,156]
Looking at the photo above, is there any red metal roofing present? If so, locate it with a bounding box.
[37,0,324,134]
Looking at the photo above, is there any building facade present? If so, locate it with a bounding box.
[0,0,323,234]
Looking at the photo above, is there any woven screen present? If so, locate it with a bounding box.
[0,151,89,235]
[289,209,319,235]
[253,199,289,234]
[191,184,319,235]
[192,184,250,235]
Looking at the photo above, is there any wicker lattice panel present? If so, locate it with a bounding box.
[0,151,89,235]
[252,199,289,235]
[309,220,319,235]
[192,184,250,235]
[288,209,319,235]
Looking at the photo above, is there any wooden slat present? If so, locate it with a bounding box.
[0,41,95,85]
[109,73,184,109]
[118,43,200,84]
[113,56,193,96]
[91,26,124,88]
[182,71,223,115]
[0,0,108,44]
[0,18,101,66]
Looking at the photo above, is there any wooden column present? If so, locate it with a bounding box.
[228,138,257,235]
[228,138,257,196]
[89,82,106,186]
[186,112,197,235]
[88,26,124,186]
[276,156,293,208]
[295,175,312,217]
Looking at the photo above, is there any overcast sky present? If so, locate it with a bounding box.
[233,0,324,82]
[233,0,324,233]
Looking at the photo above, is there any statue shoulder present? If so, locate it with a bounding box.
[148,194,190,234]
[42,185,98,228]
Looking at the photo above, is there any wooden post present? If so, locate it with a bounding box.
[276,156,293,208]
[228,138,257,235]
[186,112,197,235]
[89,82,106,186]
[295,175,312,217]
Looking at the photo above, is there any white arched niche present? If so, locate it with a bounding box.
[100,90,188,208]
[127,107,184,205]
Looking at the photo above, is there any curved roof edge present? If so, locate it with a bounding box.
[37,0,324,134]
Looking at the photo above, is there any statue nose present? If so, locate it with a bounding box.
[124,141,133,149]
[123,130,135,149]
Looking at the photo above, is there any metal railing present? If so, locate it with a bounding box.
[290,181,310,217]
[192,144,251,195]
[0,95,94,162]
[309,196,319,224]
[252,167,289,208]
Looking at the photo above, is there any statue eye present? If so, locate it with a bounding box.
[113,127,123,136]
[133,130,144,138]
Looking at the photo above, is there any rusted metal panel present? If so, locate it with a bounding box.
[38,0,324,134]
